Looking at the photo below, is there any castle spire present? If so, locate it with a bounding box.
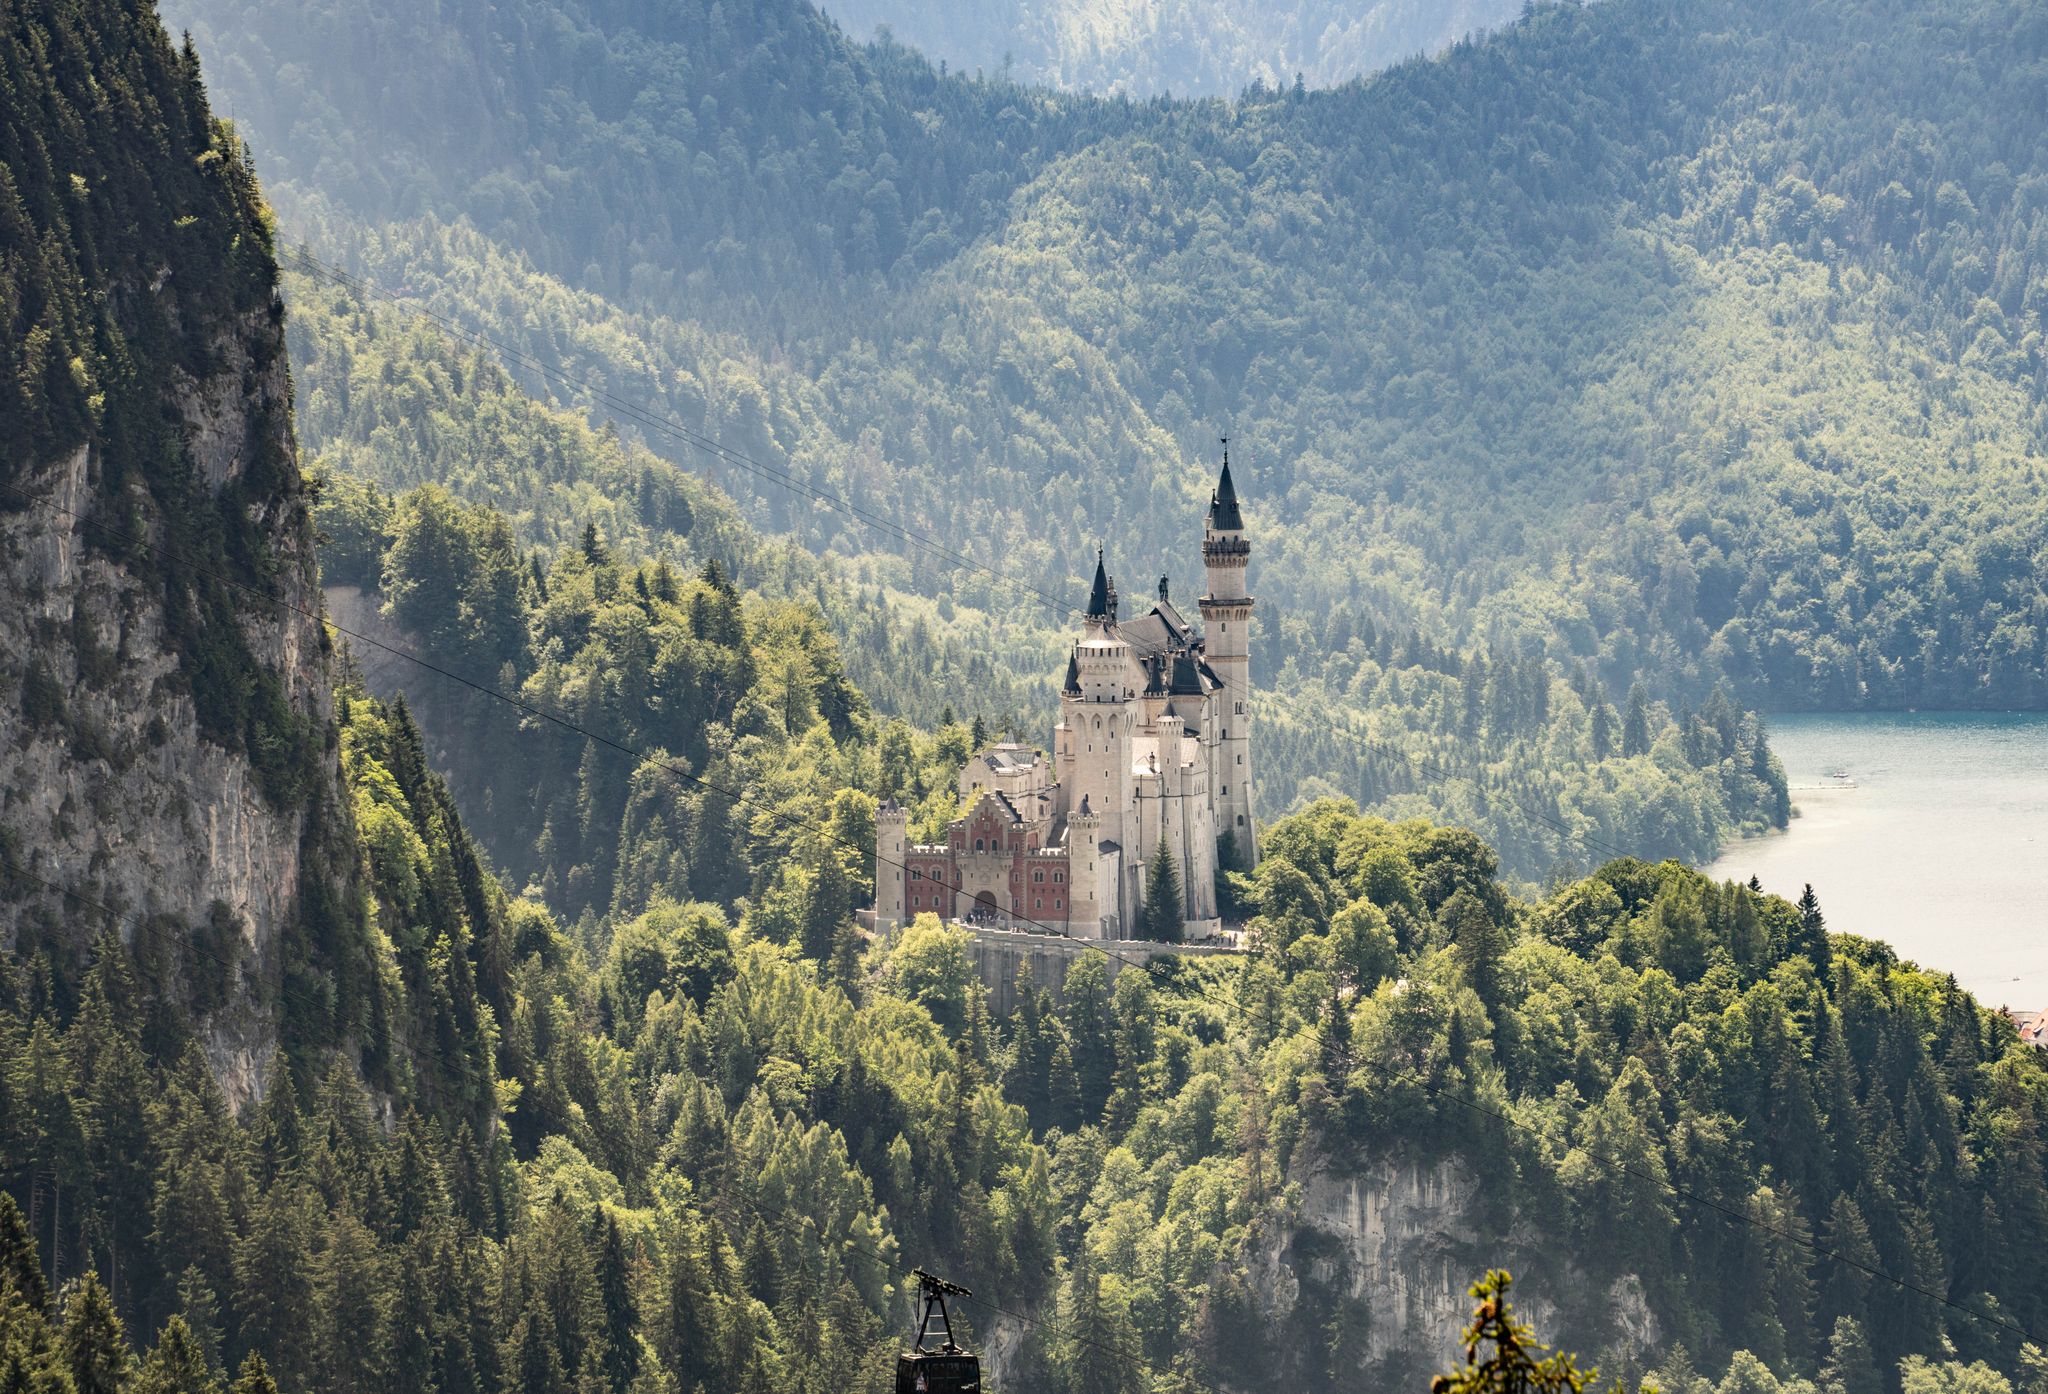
[1208,440,1243,532]
[1085,547,1116,622]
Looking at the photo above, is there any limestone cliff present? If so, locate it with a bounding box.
[1247,1150,1658,1387]
[1,1,358,1104]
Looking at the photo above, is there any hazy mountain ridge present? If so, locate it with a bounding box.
[818,0,1525,96]
[159,0,2048,724]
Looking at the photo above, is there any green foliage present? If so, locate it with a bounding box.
[1234,797,2048,1388]
[1139,841,1185,942]
[1430,1270,1593,1394]
[176,0,2048,731]
[328,477,980,925]
[279,216,1796,882]
[2,0,325,807]
[12,748,2048,1394]
[2,0,274,467]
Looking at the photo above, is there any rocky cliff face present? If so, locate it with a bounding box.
[1,3,356,1106]
[1250,1151,1658,1386]
[1,307,347,1106]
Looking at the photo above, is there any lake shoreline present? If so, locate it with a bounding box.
[1703,711,2048,1007]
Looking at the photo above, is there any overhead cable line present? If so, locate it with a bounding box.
[0,477,2031,1354]
[280,247,1648,874]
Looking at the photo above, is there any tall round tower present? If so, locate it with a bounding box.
[1065,551,1138,935]
[1198,448,1257,869]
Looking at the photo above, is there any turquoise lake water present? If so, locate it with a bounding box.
[1702,712,2048,1008]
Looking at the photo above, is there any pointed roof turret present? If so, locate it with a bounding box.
[1208,441,1244,533]
[1085,547,1116,622]
[1063,649,1082,695]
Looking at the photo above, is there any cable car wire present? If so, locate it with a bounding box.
[277,247,1650,875]
[1,477,2032,1360]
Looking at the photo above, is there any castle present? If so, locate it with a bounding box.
[875,456,1257,940]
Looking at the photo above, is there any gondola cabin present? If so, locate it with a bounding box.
[895,1353,980,1394]
[896,1268,982,1394]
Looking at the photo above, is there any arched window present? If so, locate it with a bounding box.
[975,838,985,852]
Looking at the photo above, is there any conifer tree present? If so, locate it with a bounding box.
[1445,891,1507,1014]
[1062,958,1116,1118]
[173,1269,225,1382]
[60,1273,131,1394]
[827,919,865,992]
[1319,987,1353,1081]
[1140,842,1184,943]
[1819,1315,1882,1394]
[1622,681,1653,757]
[0,1194,47,1311]
[1589,695,1616,759]
[1430,1271,1591,1394]
[135,1316,217,1394]
[228,1354,279,1394]
[800,854,851,963]
[1062,1248,1140,1394]
[1791,884,1834,972]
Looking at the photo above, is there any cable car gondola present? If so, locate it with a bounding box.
[896,1268,982,1394]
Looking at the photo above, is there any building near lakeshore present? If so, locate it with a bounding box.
[875,457,1258,939]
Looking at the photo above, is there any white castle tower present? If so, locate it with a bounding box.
[1199,447,1257,869]
[1061,552,1138,934]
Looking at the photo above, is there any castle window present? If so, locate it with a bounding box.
[1034,898,1043,910]
[1237,814,1246,826]
[1053,872,1064,884]
[1222,785,1228,795]
[1237,754,1243,765]
[975,838,985,851]
[1033,870,1044,883]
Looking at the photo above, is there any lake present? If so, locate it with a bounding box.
[1703,712,2048,1008]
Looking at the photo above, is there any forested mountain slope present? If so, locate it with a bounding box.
[164,0,2048,720]
[817,0,1523,96]
[287,265,1788,885]
[14,7,2048,1394]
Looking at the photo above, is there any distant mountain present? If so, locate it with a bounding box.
[161,0,2048,730]
[819,0,1524,95]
